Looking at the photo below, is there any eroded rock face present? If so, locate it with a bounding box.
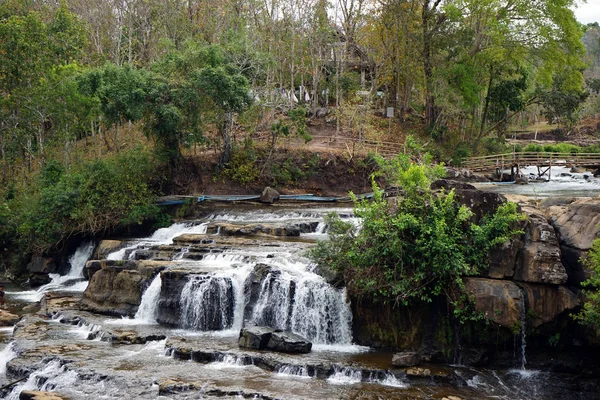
[514,207,567,285]
[520,283,579,327]
[453,189,507,222]
[465,278,579,329]
[464,278,522,328]
[547,198,600,285]
[81,260,167,316]
[487,239,523,279]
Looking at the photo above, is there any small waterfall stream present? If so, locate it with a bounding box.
[519,288,528,370]
[134,274,163,323]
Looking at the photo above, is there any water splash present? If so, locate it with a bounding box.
[327,366,362,385]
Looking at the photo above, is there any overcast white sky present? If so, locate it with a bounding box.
[573,0,600,24]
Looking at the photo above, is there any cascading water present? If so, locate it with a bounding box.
[134,274,163,323]
[0,342,16,375]
[179,275,236,331]
[10,241,95,302]
[250,273,353,345]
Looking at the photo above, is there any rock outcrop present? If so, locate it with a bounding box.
[514,207,567,285]
[464,278,523,328]
[80,260,167,316]
[238,326,312,353]
[546,198,600,285]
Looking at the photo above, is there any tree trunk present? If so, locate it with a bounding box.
[422,0,436,129]
[219,111,233,166]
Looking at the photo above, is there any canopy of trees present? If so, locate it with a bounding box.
[0,0,594,184]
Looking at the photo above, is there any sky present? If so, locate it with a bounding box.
[573,0,600,24]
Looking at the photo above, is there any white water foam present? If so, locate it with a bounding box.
[327,366,362,385]
[7,359,79,400]
[106,222,208,260]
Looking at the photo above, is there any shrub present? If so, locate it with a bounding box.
[574,239,600,334]
[310,153,523,319]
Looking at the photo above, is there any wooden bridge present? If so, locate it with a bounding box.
[462,152,600,179]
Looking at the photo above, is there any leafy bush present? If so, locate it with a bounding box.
[15,148,166,253]
[311,154,523,317]
[224,139,260,185]
[574,239,600,334]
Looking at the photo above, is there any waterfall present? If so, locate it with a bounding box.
[134,274,162,323]
[327,366,362,385]
[250,273,353,345]
[10,241,95,302]
[67,241,95,278]
[519,288,527,370]
[7,359,79,400]
[0,342,16,375]
[179,275,235,331]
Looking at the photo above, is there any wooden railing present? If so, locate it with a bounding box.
[462,152,600,172]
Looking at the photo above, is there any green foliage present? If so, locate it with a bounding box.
[539,76,589,132]
[574,238,600,334]
[13,148,165,253]
[224,139,260,185]
[311,153,523,317]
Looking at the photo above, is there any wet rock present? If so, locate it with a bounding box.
[464,278,522,328]
[238,327,312,353]
[515,176,528,184]
[93,240,125,260]
[571,166,586,173]
[19,391,66,400]
[267,330,312,354]
[392,352,421,367]
[239,326,274,350]
[260,187,280,204]
[81,260,167,316]
[207,222,300,237]
[442,396,462,400]
[102,329,166,344]
[0,309,20,326]
[155,270,193,326]
[28,273,51,288]
[520,283,579,327]
[405,367,431,377]
[514,207,567,285]
[26,257,57,274]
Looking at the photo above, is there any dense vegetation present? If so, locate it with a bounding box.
[576,239,600,335]
[0,0,598,277]
[311,153,523,317]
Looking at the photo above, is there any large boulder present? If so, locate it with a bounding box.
[260,187,280,204]
[392,352,421,367]
[206,222,300,237]
[0,309,20,326]
[80,260,167,316]
[514,207,567,285]
[464,278,522,328]
[93,240,126,260]
[155,270,190,326]
[238,326,312,353]
[547,198,600,285]
[26,257,56,274]
[239,326,275,350]
[267,330,312,354]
